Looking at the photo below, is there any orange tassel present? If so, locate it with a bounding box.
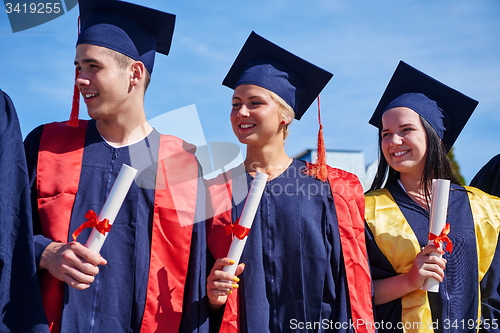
[67,17,81,128]
[303,95,328,181]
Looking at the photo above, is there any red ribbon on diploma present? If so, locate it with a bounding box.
[428,223,453,253]
[72,210,112,242]
[225,219,250,240]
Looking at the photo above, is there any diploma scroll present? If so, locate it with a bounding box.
[422,179,450,292]
[85,164,138,253]
[223,171,269,275]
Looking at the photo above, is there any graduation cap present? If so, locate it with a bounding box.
[68,0,175,127]
[369,61,478,150]
[222,31,333,120]
[223,32,333,181]
[77,0,175,74]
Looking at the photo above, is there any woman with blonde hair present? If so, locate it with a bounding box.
[205,32,374,333]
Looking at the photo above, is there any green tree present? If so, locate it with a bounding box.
[448,147,465,185]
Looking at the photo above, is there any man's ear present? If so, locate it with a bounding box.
[130,61,146,87]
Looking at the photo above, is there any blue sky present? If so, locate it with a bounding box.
[1,0,499,183]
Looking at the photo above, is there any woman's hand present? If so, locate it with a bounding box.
[406,244,447,290]
[207,258,245,310]
[373,244,447,305]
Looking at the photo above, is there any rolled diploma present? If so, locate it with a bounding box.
[223,171,269,275]
[85,164,138,253]
[422,179,450,292]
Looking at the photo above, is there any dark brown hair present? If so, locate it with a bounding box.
[368,115,460,203]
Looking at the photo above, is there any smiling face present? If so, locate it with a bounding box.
[230,84,287,147]
[74,44,133,120]
[381,107,428,178]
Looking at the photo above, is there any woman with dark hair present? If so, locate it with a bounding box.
[205,32,375,333]
[365,61,500,333]
[369,115,459,197]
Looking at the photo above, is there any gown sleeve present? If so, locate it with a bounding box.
[0,91,49,332]
[466,187,500,331]
[364,226,403,332]
[480,233,500,332]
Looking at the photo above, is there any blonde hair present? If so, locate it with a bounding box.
[268,90,295,140]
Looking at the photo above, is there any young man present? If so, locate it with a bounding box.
[24,0,207,332]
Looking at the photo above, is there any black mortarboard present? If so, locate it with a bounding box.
[369,61,478,150]
[76,0,175,75]
[222,31,333,120]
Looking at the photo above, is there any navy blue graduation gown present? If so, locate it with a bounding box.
[470,154,500,197]
[209,160,353,332]
[366,181,500,333]
[24,120,208,333]
[0,91,48,332]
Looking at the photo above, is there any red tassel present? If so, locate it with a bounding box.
[67,16,81,128]
[67,67,80,128]
[303,95,328,182]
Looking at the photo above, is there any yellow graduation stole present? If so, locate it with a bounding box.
[365,186,500,333]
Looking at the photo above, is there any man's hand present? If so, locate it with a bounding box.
[40,241,107,290]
